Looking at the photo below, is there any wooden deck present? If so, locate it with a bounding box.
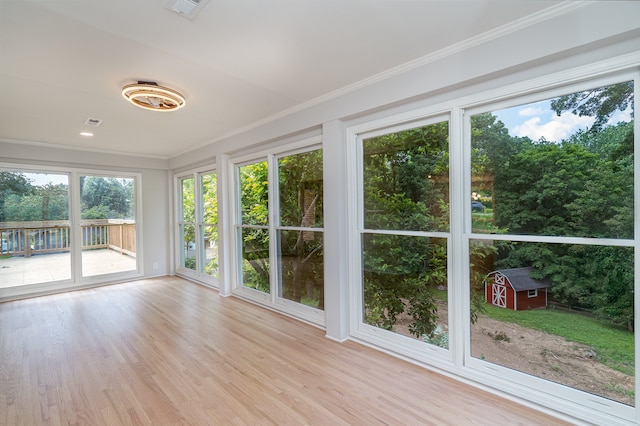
[0,249,136,288]
[0,276,572,425]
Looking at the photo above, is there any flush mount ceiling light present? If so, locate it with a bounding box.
[121,81,185,112]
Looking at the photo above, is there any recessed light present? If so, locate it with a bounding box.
[79,132,94,137]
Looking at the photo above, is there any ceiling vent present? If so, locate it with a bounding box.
[165,0,209,20]
[84,118,103,126]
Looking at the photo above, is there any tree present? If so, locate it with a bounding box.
[550,81,633,132]
[179,177,196,270]
[81,177,133,219]
[0,172,33,222]
[3,182,68,222]
[201,172,219,275]
[361,122,450,340]
[494,142,601,237]
[239,161,270,292]
[489,117,634,328]
[278,150,324,308]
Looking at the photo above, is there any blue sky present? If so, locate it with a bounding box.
[493,99,632,142]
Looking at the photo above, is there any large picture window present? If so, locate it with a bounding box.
[276,149,324,309]
[468,80,635,408]
[356,117,451,351]
[238,160,270,293]
[233,140,324,323]
[346,73,637,423]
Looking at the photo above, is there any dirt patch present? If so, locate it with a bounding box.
[394,301,634,406]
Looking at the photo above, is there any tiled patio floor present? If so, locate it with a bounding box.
[0,249,136,288]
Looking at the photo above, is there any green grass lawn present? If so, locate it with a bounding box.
[482,304,635,376]
[471,209,502,233]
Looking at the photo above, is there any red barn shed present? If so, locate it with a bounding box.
[485,267,551,311]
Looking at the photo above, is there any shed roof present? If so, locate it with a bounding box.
[491,267,551,291]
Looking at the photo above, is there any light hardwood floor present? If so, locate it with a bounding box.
[0,276,572,425]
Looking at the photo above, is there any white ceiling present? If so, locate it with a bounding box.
[0,0,561,159]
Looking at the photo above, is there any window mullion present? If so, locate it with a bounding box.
[268,154,279,303]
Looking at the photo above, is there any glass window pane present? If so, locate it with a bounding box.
[200,172,218,278]
[0,171,71,286]
[180,177,195,223]
[278,150,323,228]
[469,239,634,406]
[240,227,270,293]
[201,172,217,225]
[180,223,196,270]
[80,176,136,277]
[363,121,449,232]
[363,234,449,349]
[277,230,324,309]
[471,82,634,239]
[239,162,268,226]
[201,225,218,277]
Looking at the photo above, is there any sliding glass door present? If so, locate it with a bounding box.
[79,175,137,278]
[0,171,71,287]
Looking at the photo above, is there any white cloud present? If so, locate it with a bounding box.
[607,104,633,125]
[512,111,594,142]
[518,106,545,117]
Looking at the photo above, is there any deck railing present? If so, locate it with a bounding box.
[0,220,136,257]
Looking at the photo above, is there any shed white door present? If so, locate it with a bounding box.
[492,274,508,308]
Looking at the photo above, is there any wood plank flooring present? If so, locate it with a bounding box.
[0,276,571,425]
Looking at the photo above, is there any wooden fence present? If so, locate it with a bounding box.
[0,220,135,258]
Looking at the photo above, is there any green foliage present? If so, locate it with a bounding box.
[81,204,113,219]
[81,176,133,219]
[408,287,439,338]
[489,117,634,329]
[0,172,34,222]
[422,325,448,348]
[471,112,530,176]
[363,122,450,232]
[240,162,269,226]
[201,172,218,247]
[3,183,68,221]
[238,153,325,305]
[184,256,196,270]
[278,150,323,228]
[363,278,406,330]
[361,121,451,338]
[277,151,324,307]
[550,81,634,132]
[494,142,604,237]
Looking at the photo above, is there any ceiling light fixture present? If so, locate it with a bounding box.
[79,132,94,137]
[121,81,186,112]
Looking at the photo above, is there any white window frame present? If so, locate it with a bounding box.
[461,71,638,423]
[229,136,325,326]
[75,169,143,284]
[346,110,456,369]
[344,64,639,425]
[0,163,143,298]
[174,165,219,288]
